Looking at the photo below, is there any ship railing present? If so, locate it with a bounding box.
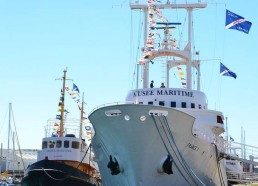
[130,0,207,5]
[224,141,258,162]
[226,171,258,183]
[44,118,81,138]
[89,101,135,115]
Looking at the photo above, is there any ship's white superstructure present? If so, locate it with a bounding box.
[89,1,228,185]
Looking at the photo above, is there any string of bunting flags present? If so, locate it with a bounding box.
[65,83,81,109]
[139,0,175,65]
[52,83,93,143]
[139,3,251,85]
[177,66,187,88]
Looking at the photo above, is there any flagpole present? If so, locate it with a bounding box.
[225,116,228,154]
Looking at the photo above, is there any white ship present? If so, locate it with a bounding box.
[89,1,228,185]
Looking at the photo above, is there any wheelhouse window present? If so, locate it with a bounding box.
[72,141,80,149]
[217,116,224,124]
[191,103,195,109]
[148,101,153,105]
[181,102,186,108]
[139,102,143,104]
[42,141,47,149]
[171,101,176,108]
[49,140,55,148]
[159,101,165,106]
[199,104,202,109]
[56,140,62,148]
[64,140,70,148]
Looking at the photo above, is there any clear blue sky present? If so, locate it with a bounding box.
[0,0,257,150]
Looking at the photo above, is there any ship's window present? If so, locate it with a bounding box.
[181,102,186,108]
[49,140,55,148]
[64,140,69,148]
[72,141,80,149]
[148,101,153,105]
[171,101,176,108]
[56,140,62,148]
[139,102,143,104]
[159,101,165,106]
[42,141,47,149]
[199,104,202,109]
[217,116,224,124]
[191,103,195,109]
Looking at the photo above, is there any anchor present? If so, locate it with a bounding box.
[107,155,121,175]
[162,155,173,175]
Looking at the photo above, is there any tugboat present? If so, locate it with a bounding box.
[21,69,100,186]
[89,1,229,186]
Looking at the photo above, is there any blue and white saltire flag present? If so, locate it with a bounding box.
[73,83,80,93]
[220,62,237,79]
[225,9,252,34]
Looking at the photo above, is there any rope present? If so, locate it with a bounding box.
[152,113,206,185]
[42,168,68,181]
[162,115,205,185]
[213,143,226,186]
[156,115,191,175]
[42,167,95,184]
[151,114,192,185]
[130,9,144,90]
[11,107,26,173]
[77,143,91,169]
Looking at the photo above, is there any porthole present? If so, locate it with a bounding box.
[124,115,130,121]
[140,115,146,121]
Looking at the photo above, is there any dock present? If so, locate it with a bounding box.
[225,141,258,185]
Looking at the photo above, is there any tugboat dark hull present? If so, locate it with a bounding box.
[21,160,98,186]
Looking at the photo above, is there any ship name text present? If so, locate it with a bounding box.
[133,90,193,97]
[47,149,72,153]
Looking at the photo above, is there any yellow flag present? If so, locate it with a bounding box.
[179,72,184,76]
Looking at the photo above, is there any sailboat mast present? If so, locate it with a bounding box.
[7,102,11,171]
[59,69,67,137]
[0,143,2,174]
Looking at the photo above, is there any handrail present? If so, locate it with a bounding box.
[88,101,136,116]
[226,171,258,183]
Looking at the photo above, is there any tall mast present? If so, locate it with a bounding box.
[59,69,67,137]
[130,2,207,90]
[143,8,149,88]
[79,93,84,139]
[186,8,193,89]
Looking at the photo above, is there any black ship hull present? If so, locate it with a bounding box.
[21,160,99,186]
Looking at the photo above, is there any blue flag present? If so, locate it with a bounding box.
[220,63,237,79]
[73,83,80,93]
[56,115,61,120]
[225,9,252,34]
